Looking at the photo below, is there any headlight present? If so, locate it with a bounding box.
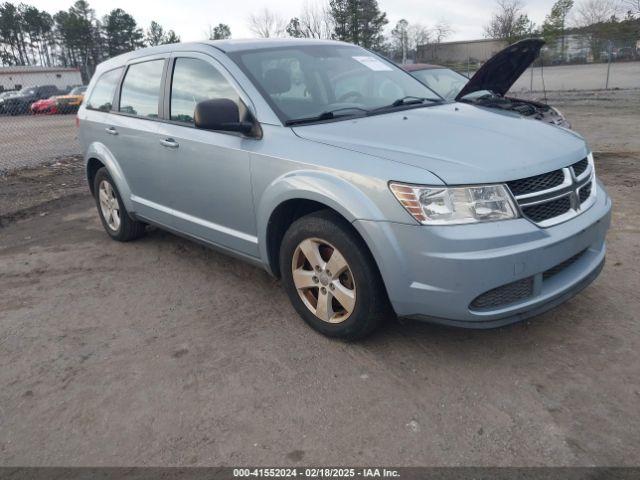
[389,182,519,225]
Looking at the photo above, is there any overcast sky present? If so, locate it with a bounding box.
[27,0,561,42]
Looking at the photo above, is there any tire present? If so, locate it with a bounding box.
[280,210,391,340]
[93,167,146,242]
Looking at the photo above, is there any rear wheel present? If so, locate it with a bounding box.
[93,167,146,242]
[280,210,390,340]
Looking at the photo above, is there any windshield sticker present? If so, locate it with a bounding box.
[352,56,393,71]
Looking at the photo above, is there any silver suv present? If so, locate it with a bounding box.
[78,39,611,339]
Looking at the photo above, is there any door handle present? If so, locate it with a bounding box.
[105,127,118,135]
[160,138,179,149]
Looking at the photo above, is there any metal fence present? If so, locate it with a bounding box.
[428,34,640,91]
[0,71,83,175]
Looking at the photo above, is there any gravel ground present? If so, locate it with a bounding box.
[0,90,639,467]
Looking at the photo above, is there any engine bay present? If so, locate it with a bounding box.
[462,94,571,128]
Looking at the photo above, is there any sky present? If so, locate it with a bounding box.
[26,0,561,42]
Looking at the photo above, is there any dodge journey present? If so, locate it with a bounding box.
[78,39,611,339]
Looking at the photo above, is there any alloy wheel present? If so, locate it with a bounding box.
[291,238,356,324]
[98,180,121,232]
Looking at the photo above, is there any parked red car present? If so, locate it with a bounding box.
[30,96,59,115]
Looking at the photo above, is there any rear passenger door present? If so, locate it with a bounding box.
[155,53,257,257]
[109,56,170,215]
[82,66,123,164]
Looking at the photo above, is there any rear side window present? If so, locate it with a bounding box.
[170,58,240,124]
[86,68,122,112]
[119,60,165,118]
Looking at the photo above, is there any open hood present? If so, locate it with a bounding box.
[455,38,545,100]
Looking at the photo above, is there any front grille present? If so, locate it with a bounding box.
[543,250,588,280]
[507,169,565,196]
[470,277,534,311]
[521,196,572,223]
[507,158,593,227]
[572,158,589,177]
[579,181,592,203]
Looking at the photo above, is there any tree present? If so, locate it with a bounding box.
[391,19,409,63]
[52,1,100,80]
[574,0,622,26]
[145,20,165,46]
[286,1,333,38]
[408,23,430,49]
[102,8,144,57]
[247,8,286,38]
[542,0,574,56]
[164,30,180,43]
[207,23,231,40]
[286,18,305,37]
[329,0,388,50]
[433,20,453,43]
[146,21,180,45]
[484,0,536,43]
[1,2,29,65]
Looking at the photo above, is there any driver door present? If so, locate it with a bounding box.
[155,52,258,257]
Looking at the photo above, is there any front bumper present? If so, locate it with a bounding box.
[354,179,611,327]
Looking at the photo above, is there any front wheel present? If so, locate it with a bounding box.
[280,210,390,340]
[93,167,146,242]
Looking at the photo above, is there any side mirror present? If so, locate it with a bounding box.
[194,98,254,135]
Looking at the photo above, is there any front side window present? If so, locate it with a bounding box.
[86,68,122,111]
[170,57,240,124]
[229,45,440,123]
[119,60,165,118]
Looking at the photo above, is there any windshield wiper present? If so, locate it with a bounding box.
[369,96,443,113]
[393,96,441,106]
[285,107,369,126]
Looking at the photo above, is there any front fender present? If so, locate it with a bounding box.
[256,170,387,267]
[85,142,135,213]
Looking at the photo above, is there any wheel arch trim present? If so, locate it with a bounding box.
[84,142,135,213]
[256,170,387,274]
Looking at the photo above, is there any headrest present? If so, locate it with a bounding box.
[262,68,291,95]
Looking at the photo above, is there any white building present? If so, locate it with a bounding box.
[0,66,83,93]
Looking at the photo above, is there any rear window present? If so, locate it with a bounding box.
[119,60,165,118]
[86,68,122,112]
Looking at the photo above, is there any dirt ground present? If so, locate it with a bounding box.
[0,90,639,467]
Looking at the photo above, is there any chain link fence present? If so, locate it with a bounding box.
[0,70,84,175]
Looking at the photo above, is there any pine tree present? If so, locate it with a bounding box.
[329,0,387,50]
[146,21,165,46]
[542,0,574,56]
[102,8,144,57]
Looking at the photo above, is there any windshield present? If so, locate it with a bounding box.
[409,68,468,101]
[70,86,86,95]
[229,44,441,124]
[19,87,36,95]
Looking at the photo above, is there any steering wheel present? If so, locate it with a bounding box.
[337,91,364,103]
